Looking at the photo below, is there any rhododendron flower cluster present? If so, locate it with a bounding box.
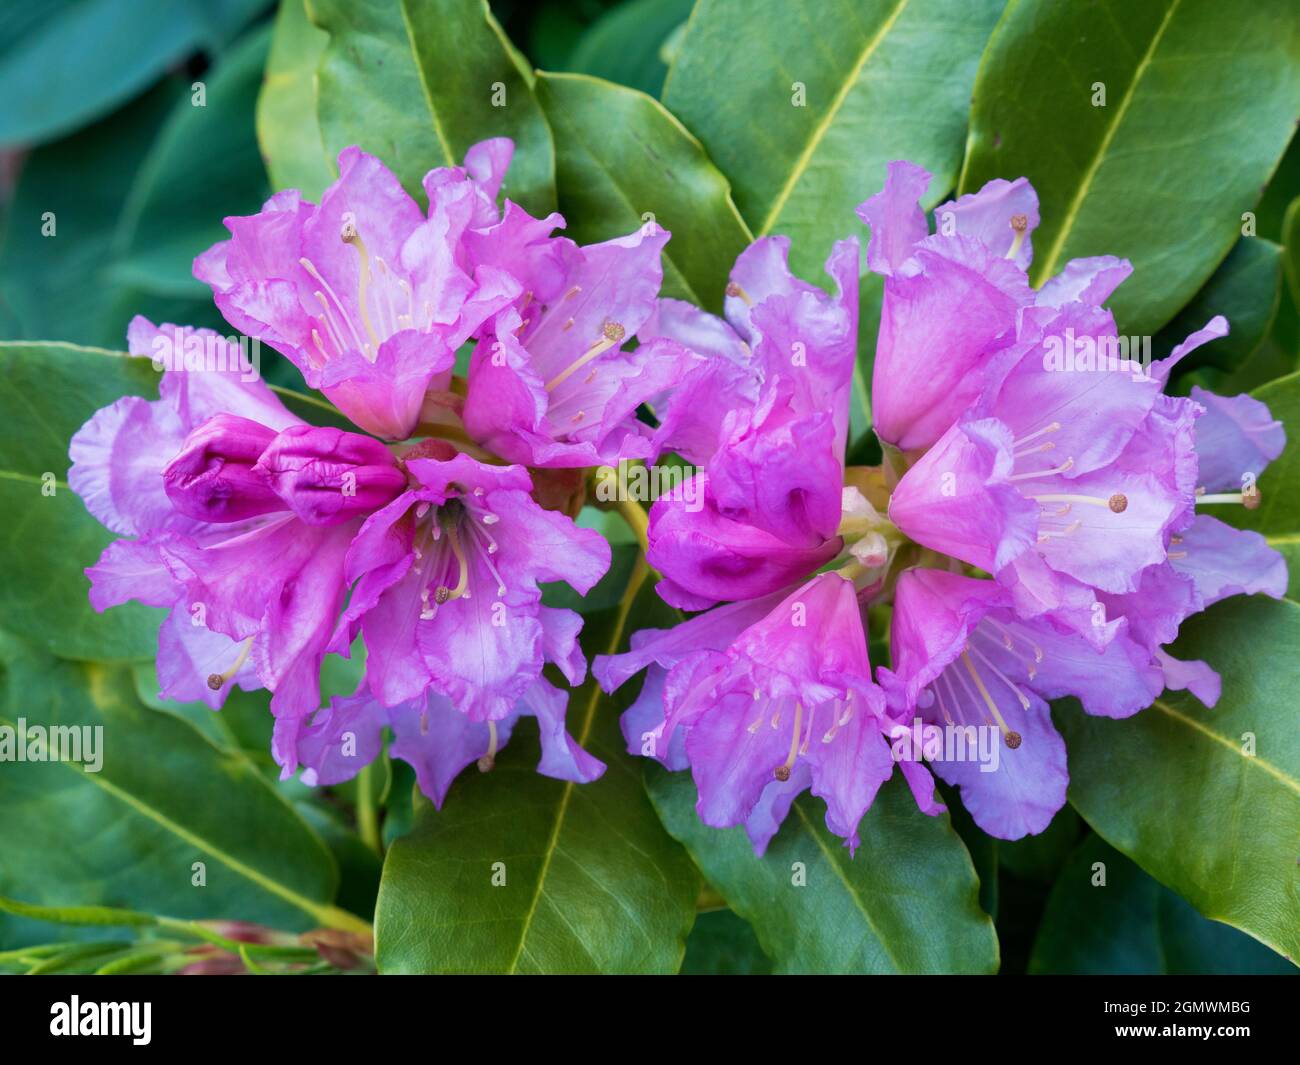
[597,161,1286,848]
[71,142,1285,850]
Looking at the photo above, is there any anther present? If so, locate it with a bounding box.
[774,702,803,780]
[1195,489,1262,510]
[339,212,381,356]
[544,321,626,392]
[1006,214,1029,260]
[206,638,252,691]
[725,281,754,306]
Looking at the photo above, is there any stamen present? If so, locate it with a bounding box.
[206,638,253,691]
[314,290,348,353]
[1009,457,1074,481]
[1012,422,1062,448]
[300,257,364,352]
[340,212,381,357]
[543,320,626,392]
[799,703,816,755]
[725,281,754,307]
[1037,519,1082,542]
[477,720,498,772]
[1167,550,1188,559]
[960,651,1022,749]
[1005,214,1029,260]
[1195,489,1261,510]
[1028,492,1128,513]
[433,525,470,605]
[1014,441,1056,459]
[970,646,1032,710]
[933,683,955,727]
[775,701,803,781]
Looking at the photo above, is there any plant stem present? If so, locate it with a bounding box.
[356,762,382,855]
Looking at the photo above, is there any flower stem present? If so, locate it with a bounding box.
[356,762,381,855]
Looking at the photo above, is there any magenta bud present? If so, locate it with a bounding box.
[163,413,282,523]
[256,425,406,525]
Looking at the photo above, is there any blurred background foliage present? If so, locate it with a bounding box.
[0,0,1296,975]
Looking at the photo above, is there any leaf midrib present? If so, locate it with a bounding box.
[1031,0,1184,284]
[757,0,912,236]
[505,560,651,973]
[0,710,349,929]
[1150,697,1300,796]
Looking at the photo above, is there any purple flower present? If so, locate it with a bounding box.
[596,573,909,853]
[878,568,1162,839]
[608,161,1289,851]
[69,318,399,721]
[856,161,1138,453]
[195,144,519,440]
[273,447,611,786]
[461,224,703,469]
[636,235,860,608]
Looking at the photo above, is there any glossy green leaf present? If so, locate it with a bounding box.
[681,908,772,974]
[0,26,275,351]
[258,0,334,199]
[0,0,265,146]
[310,0,555,214]
[961,0,1300,336]
[374,573,700,973]
[536,71,752,313]
[1059,596,1300,962]
[565,0,694,98]
[0,341,360,661]
[1030,834,1296,974]
[1284,196,1300,312]
[663,0,1004,277]
[0,342,165,659]
[1156,238,1283,379]
[0,633,359,948]
[647,766,999,973]
[998,804,1083,885]
[110,26,273,299]
[0,81,229,346]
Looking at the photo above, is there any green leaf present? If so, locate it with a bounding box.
[0,342,165,659]
[0,341,360,661]
[0,29,273,348]
[109,25,273,298]
[1156,238,1283,380]
[0,633,362,948]
[939,783,998,919]
[662,0,1004,278]
[310,0,555,215]
[0,895,158,929]
[998,804,1083,885]
[1058,596,1300,963]
[258,0,335,199]
[0,82,227,346]
[536,71,752,314]
[564,0,694,98]
[1219,370,1300,599]
[961,0,1300,336]
[1030,834,1296,974]
[0,0,264,146]
[374,571,700,973]
[647,766,1000,973]
[681,908,772,975]
[1284,196,1300,313]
